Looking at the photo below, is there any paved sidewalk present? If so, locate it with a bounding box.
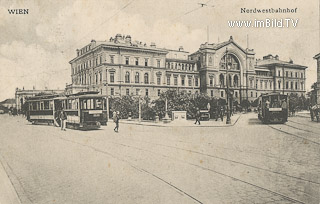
[120,113,241,127]
[0,158,21,204]
[295,111,310,118]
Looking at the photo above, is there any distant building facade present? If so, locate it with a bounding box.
[68,34,307,102]
[15,87,64,112]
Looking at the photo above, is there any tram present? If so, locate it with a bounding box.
[258,93,288,124]
[26,92,108,130]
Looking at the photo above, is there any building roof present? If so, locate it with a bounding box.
[190,36,255,56]
[0,99,15,104]
[314,53,320,59]
[256,58,307,69]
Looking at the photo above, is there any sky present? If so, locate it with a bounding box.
[0,0,319,101]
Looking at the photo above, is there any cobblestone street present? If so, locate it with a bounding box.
[0,113,319,204]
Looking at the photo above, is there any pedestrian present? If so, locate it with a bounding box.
[114,111,120,132]
[281,99,287,118]
[220,106,225,121]
[310,105,314,121]
[194,108,201,125]
[215,106,220,121]
[60,109,67,131]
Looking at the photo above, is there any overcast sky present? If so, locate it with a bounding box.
[0,0,319,101]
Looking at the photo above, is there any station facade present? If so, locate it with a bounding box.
[67,34,307,102]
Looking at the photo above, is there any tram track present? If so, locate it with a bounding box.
[268,124,320,146]
[57,135,305,203]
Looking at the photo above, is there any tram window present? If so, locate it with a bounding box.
[44,101,49,110]
[95,99,103,110]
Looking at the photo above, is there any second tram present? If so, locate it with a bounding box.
[258,93,288,124]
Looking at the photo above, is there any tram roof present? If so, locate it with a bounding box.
[259,92,287,97]
[26,94,61,101]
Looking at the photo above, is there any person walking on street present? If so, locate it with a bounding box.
[114,111,120,132]
[220,106,225,121]
[60,110,67,131]
[194,108,201,125]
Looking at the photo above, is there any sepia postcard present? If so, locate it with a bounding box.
[0,0,319,203]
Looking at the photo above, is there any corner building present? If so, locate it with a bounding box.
[68,34,307,101]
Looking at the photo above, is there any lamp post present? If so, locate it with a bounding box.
[138,90,141,123]
[225,47,231,124]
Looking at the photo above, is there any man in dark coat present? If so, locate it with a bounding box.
[60,110,67,131]
[194,108,201,125]
[113,111,120,132]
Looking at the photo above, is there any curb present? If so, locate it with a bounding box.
[119,114,241,128]
[0,157,21,204]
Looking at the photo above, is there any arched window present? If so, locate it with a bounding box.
[219,74,224,86]
[135,72,140,83]
[144,73,149,84]
[125,72,130,83]
[219,54,240,70]
[233,75,239,87]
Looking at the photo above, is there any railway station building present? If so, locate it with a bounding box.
[67,34,307,102]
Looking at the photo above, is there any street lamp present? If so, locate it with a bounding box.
[225,47,231,124]
[138,89,142,123]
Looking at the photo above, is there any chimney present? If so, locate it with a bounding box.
[229,36,233,41]
[115,34,122,43]
[275,55,279,60]
[150,42,156,48]
[179,46,184,51]
[76,49,80,56]
[91,39,96,48]
[125,35,131,43]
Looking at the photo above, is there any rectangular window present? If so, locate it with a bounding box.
[195,78,198,86]
[174,76,178,85]
[211,90,214,97]
[210,78,213,86]
[295,82,298,90]
[110,73,114,83]
[158,89,161,96]
[278,70,281,76]
[145,89,148,96]
[136,89,140,96]
[286,81,289,89]
[100,72,102,83]
[145,59,148,66]
[111,88,114,96]
[157,60,160,68]
[181,78,185,86]
[221,91,224,98]
[188,78,192,86]
[291,82,293,90]
[126,89,129,95]
[167,76,170,85]
[251,92,253,97]
[110,56,114,64]
[135,58,139,65]
[286,71,288,77]
[125,57,129,65]
[157,77,161,85]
